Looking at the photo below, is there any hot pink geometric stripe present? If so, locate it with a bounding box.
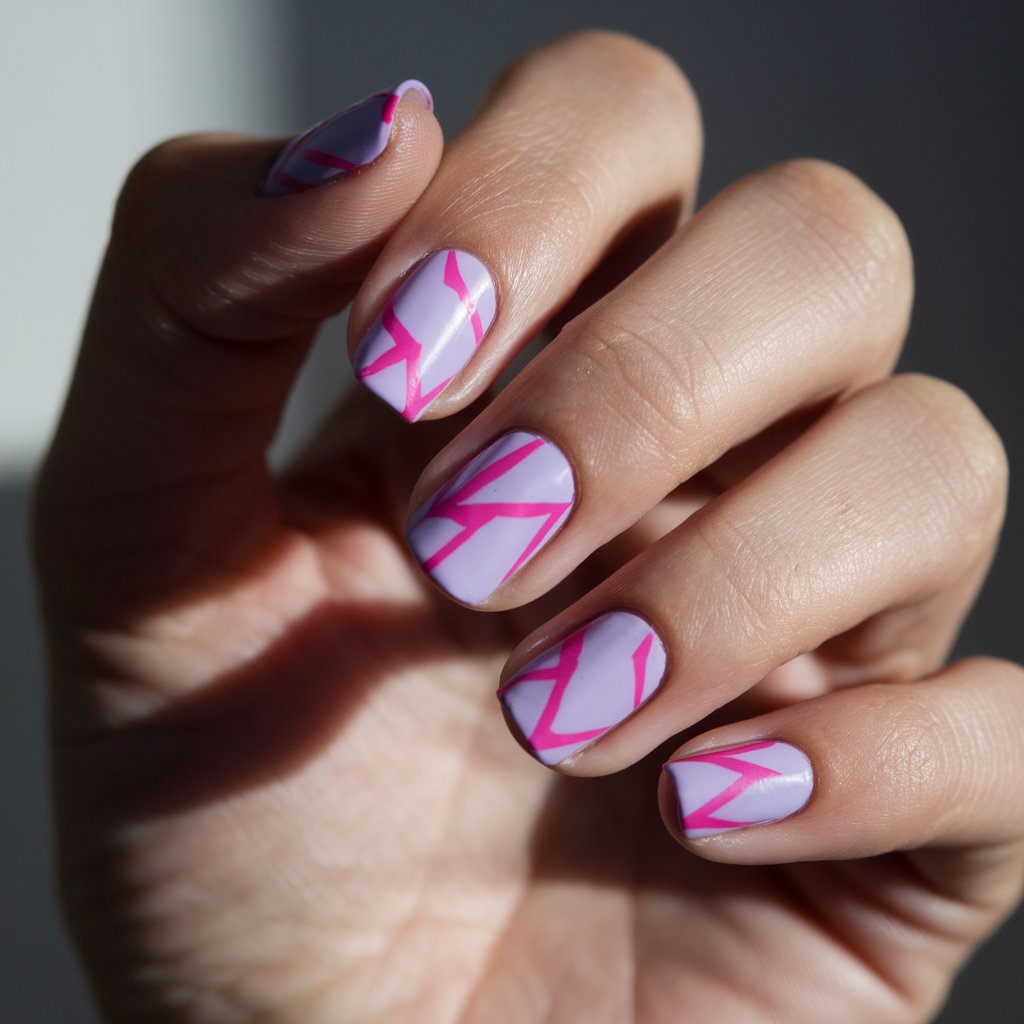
[301,147,360,171]
[632,632,654,707]
[356,250,485,421]
[499,625,659,754]
[420,437,572,578]
[356,301,449,422]
[443,250,485,343]
[679,742,780,832]
[268,87,400,194]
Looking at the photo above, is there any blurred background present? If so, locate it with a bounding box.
[2,1,1020,1020]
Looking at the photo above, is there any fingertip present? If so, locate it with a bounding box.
[260,79,441,198]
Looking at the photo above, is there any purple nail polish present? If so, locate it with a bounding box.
[353,250,497,421]
[665,741,813,838]
[499,611,668,765]
[262,79,432,196]
[405,430,575,605]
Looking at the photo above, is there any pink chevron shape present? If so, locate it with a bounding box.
[499,625,659,754]
[356,301,452,421]
[443,250,485,343]
[420,437,571,578]
[502,628,606,750]
[680,742,780,832]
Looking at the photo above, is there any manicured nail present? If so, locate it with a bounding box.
[262,79,432,196]
[665,741,813,838]
[353,250,497,421]
[405,430,574,605]
[498,611,667,766]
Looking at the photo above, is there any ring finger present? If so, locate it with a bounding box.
[496,372,1006,772]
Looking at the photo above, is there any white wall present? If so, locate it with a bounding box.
[1,1,292,473]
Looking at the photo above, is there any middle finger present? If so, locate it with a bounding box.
[405,158,913,608]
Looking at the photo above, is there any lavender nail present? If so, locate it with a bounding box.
[665,741,813,838]
[262,79,432,196]
[499,611,668,766]
[353,250,497,421]
[405,430,574,606]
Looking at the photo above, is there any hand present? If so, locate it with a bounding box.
[33,31,1023,1023]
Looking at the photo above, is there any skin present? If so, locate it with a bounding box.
[32,30,1024,1024]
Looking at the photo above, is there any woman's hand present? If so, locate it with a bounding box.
[33,31,1023,1023]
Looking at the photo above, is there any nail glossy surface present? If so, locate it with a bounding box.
[262,79,432,196]
[354,249,496,421]
[665,741,813,838]
[499,611,667,765]
[405,430,574,606]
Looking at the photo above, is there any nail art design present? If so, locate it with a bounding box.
[405,430,574,605]
[354,250,497,421]
[499,611,667,765]
[665,741,813,838]
[262,79,432,196]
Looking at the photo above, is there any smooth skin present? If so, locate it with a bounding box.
[33,31,1023,1024]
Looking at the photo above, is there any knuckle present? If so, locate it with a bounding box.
[556,30,692,92]
[760,159,913,358]
[449,150,594,250]
[114,135,204,239]
[952,656,1024,688]
[456,35,701,267]
[569,309,705,466]
[882,374,1009,539]
[872,689,953,820]
[109,136,287,342]
[528,30,701,138]
[691,508,794,643]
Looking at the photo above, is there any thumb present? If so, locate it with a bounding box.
[33,82,442,615]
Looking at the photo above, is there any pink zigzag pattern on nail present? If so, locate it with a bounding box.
[357,250,484,421]
[419,437,571,578]
[499,625,658,754]
[269,88,397,193]
[356,301,450,421]
[680,742,781,832]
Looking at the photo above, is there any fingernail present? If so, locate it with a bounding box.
[262,79,432,196]
[498,611,667,766]
[405,430,574,605]
[353,250,497,421]
[665,741,813,838]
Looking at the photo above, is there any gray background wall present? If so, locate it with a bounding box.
[2,1,1020,1020]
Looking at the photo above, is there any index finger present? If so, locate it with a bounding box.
[346,31,703,421]
[33,86,443,617]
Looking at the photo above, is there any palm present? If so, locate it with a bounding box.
[54,392,982,1024]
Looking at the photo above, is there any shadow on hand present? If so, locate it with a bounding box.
[523,734,786,905]
[55,594,508,824]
